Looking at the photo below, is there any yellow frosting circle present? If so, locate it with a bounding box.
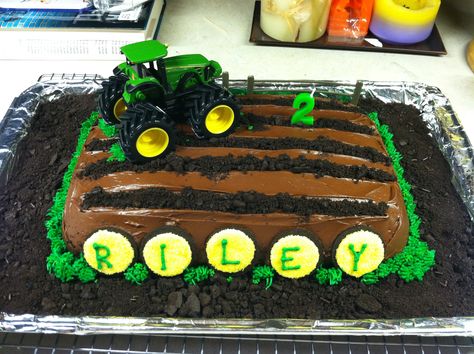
[206,228,256,273]
[374,0,441,26]
[83,229,135,275]
[142,232,192,277]
[270,235,320,279]
[335,229,385,278]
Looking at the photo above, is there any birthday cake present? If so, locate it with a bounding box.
[61,92,412,282]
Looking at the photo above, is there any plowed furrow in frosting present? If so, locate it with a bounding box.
[82,187,388,217]
[176,135,390,164]
[85,138,116,152]
[179,123,383,151]
[173,147,392,172]
[83,136,392,173]
[241,105,374,128]
[87,122,389,164]
[244,112,374,135]
[238,94,319,106]
[87,133,390,165]
[84,126,113,150]
[238,93,300,105]
[78,170,396,203]
[80,152,396,182]
[231,125,384,151]
[82,141,393,174]
[238,94,363,113]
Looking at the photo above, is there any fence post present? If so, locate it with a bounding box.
[351,81,364,105]
[247,75,255,94]
[222,71,229,89]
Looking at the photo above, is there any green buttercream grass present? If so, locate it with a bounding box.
[98,118,118,138]
[315,267,342,285]
[45,112,99,283]
[124,263,149,285]
[360,112,435,284]
[252,265,275,289]
[183,266,215,285]
[107,142,126,162]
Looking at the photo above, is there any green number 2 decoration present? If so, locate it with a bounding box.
[291,90,316,126]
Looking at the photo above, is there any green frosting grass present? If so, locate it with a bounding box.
[107,142,126,162]
[183,266,215,285]
[252,265,275,289]
[98,119,126,163]
[360,112,435,284]
[98,118,117,138]
[124,263,149,285]
[45,112,99,283]
[315,267,342,285]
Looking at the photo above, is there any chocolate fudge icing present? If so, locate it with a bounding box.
[62,98,409,264]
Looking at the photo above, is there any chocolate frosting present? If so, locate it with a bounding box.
[62,100,409,264]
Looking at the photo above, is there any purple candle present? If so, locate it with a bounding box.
[369,0,441,45]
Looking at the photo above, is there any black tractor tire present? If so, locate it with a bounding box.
[98,75,127,125]
[119,103,176,163]
[185,83,240,138]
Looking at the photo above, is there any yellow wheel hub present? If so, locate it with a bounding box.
[136,127,169,158]
[113,98,127,119]
[205,105,234,135]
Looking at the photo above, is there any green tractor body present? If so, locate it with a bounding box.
[98,40,238,163]
[116,41,222,106]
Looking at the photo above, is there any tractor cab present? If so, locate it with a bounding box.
[121,40,168,64]
[119,40,221,93]
[120,40,170,88]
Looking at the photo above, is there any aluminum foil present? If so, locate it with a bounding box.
[0,75,472,336]
[1,314,473,336]
[0,74,102,186]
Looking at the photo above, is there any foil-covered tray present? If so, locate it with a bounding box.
[0,75,473,336]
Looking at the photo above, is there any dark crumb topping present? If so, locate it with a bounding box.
[83,186,389,218]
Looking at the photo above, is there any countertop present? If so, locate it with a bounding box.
[1,0,473,142]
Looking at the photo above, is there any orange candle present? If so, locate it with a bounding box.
[327,0,374,39]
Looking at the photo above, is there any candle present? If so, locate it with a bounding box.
[369,0,441,45]
[260,0,333,42]
[327,0,374,40]
[291,92,315,126]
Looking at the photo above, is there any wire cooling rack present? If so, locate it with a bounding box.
[37,73,103,83]
[0,333,473,354]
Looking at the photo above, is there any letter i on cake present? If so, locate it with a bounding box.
[46,40,434,286]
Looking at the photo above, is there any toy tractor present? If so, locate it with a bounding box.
[98,40,240,163]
